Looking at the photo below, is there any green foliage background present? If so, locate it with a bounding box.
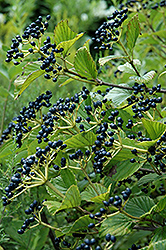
[0,0,166,249]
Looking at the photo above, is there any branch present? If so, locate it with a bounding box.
[41,212,59,250]
[96,78,166,93]
[133,225,156,231]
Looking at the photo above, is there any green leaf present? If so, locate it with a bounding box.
[141,240,166,250]
[81,183,111,203]
[100,213,134,237]
[104,84,132,106]
[60,168,77,189]
[56,185,81,214]
[137,173,158,186]
[14,62,44,99]
[129,70,156,83]
[65,131,96,149]
[142,118,166,140]
[54,19,84,56]
[74,47,97,79]
[151,226,166,243]
[99,55,128,66]
[126,14,141,53]
[0,86,9,98]
[3,219,49,250]
[118,59,141,74]
[70,215,96,233]
[112,160,144,181]
[0,64,9,80]
[125,196,155,217]
[154,195,166,213]
[43,200,61,214]
[159,70,166,79]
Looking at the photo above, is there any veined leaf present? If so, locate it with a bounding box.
[74,47,97,80]
[100,213,134,237]
[112,160,144,181]
[60,168,77,189]
[70,215,96,233]
[118,59,141,74]
[14,62,44,99]
[99,55,128,66]
[104,84,132,106]
[55,185,81,214]
[65,131,96,148]
[56,33,84,57]
[45,185,81,215]
[154,196,166,213]
[126,14,141,53]
[125,196,155,217]
[54,19,84,56]
[141,239,166,250]
[142,118,166,140]
[81,183,111,203]
[43,200,61,215]
[138,173,158,186]
[129,70,156,83]
[151,226,166,243]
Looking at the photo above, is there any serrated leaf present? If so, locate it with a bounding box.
[54,19,84,56]
[125,196,155,217]
[100,213,134,237]
[74,47,97,79]
[126,14,141,53]
[65,131,96,149]
[129,70,156,83]
[55,185,81,214]
[83,39,91,51]
[45,185,81,215]
[56,33,84,57]
[142,118,166,140]
[60,168,77,189]
[118,60,141,74]
[70,215,96,233]
[151,226,166,243]
[138,173,158,186]
[104,84,132,106]
[141,239,166,250]
[159,71,166,79]
[99,55,128,66]
[81,183,111,203]
[154,196,166,213]
[112,160,144,181]
[43,200,61,214]
[14,62,44,99]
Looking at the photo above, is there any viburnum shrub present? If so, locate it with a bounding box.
[1,1,166,250]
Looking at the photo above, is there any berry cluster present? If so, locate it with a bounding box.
[103,187,131,207]
[0,91,52,147]
[92,8,128,51]
[6,15,51,65]
[120,0,166,10]
[5,15,65,83]
[126,83,162,119]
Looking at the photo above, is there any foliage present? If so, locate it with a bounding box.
[0,0,166,250]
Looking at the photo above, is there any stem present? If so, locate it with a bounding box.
[41,212,60,250]
[81,167,100,196]
[118,40,141,77]
[45,180,65,199]
[149,162,161,175]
